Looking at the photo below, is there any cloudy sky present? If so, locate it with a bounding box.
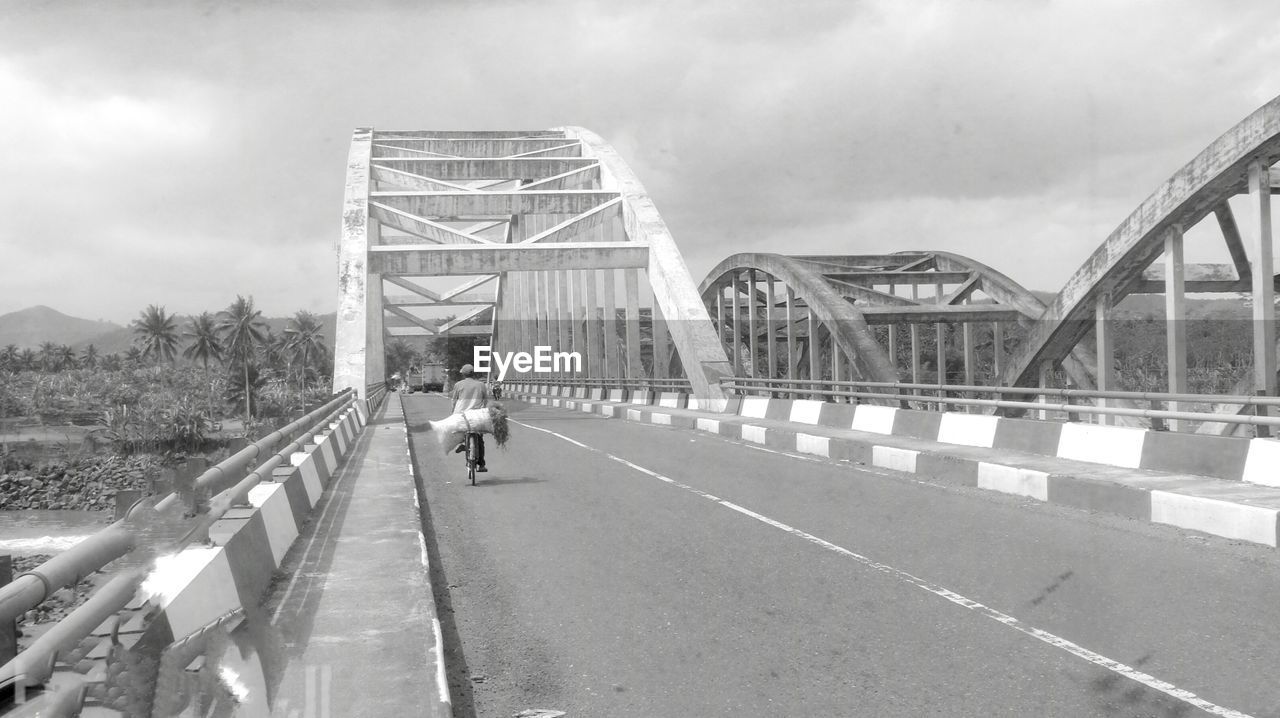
[1,0,1278,324]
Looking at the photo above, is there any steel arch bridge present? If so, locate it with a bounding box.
[331,126,732,405]
[696,96,1280,427]
[334,95,1280,427]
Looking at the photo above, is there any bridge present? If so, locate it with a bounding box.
[5,97,1280,716]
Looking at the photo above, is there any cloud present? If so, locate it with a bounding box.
[0,0,1277,323]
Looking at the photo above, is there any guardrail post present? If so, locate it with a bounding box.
[1256,392,1271,438]
[0,553,14,666]
[1150,399,1167,432]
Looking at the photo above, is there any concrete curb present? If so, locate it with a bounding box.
[508,385,1280,548]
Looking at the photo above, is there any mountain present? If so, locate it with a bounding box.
[0,306,123,350]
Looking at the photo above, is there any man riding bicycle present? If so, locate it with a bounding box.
[451,363,490,472]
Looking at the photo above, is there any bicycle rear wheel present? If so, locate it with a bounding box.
[467,433,478,485]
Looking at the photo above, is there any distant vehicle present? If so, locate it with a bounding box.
[411,363,446,393]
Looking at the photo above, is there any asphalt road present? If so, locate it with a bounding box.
[402,393,1280,718]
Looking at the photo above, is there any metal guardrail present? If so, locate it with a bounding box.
[514,377,694,392]
[0,388,357,701]
[510,375,1280,432]
[721,377,1280,431]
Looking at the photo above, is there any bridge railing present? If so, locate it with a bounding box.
[0,388,357,706]
[721,377,1280,434]
[508,377,694,392]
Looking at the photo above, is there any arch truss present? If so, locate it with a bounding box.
[699,251,1093,389]
[332,127,731,402]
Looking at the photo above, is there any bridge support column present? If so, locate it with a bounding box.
[1247,160,1276,435]
[747,270,759,378]
[654,301,670,378]
[785,287,798,396]
[765,275,777,384]
[585,269,602,377]
[1095,292,1114,425]
[731,275,743,376]
[603,268,618,377]
[624,268,643,378]
[333,127,386,402]
[1164,226,1188,430]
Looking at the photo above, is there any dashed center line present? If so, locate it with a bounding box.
[511,417,1254,718]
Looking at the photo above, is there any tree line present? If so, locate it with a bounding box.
[0,295,331,423]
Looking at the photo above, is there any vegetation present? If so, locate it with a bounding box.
[0,296,333,461]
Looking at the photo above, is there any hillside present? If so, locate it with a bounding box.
[0,306,123,349]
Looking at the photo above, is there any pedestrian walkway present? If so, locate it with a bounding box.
[268,392,449,717]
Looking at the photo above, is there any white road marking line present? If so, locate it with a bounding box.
[510,418,1255,718]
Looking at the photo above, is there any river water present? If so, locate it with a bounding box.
[0,509,113,555]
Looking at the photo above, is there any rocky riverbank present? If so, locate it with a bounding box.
[0,455,159,511]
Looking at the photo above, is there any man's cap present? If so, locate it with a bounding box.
[460,364,474,375]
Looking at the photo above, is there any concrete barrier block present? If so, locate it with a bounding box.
[764,400,794,421]
[853,406,897,434]
[291,450,325,506]
[246,483,300,567]
[316,434,339,473]
[651,413,673,425]
[796,433,830,457]
[602,405,617,417]
[993,417,1063,456]
[657,392,683,409]
[740,396,770,419]
[789,400,825,425]
[872,446,918,473]
[1151,491,1279,547]
[626,409,643,422]
[818,403,857,428]
[630,390,653,405]
[937,414,1000,448]
[1057,423,1147,468]
[1046,475,1151,519]
[608,389,625,402]
[977,463,1048,500]
[891,409,943,440]
[696,418,721,434]
[741,424,768,445]
[149,548,242,642]
[1242,438,1280,487]
[1142,430,1250,481]
[328,422,349,456]
[689,396,730,413]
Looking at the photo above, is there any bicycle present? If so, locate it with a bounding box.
[463,431,481,485]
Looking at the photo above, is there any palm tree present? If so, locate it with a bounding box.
[133,304,181,363]
[101,353,122,371]
[38,341,59,372]
[56,344,77,371]
[81,344,99,369]
[218,295,268,421]
[18,348,37,371]
[0,345,18,371]
[184,312,225,422]
[124,346,144,367]
[285,311,327,407]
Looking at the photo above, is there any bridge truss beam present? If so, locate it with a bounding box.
[334,127,731,401]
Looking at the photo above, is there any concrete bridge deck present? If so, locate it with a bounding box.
[396,392,1280,718]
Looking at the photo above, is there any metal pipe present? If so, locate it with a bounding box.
[0,524,135,625]
[0,567,145,691]
[192,390,353,495]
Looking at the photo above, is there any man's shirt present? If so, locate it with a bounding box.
[452,377,490,413]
